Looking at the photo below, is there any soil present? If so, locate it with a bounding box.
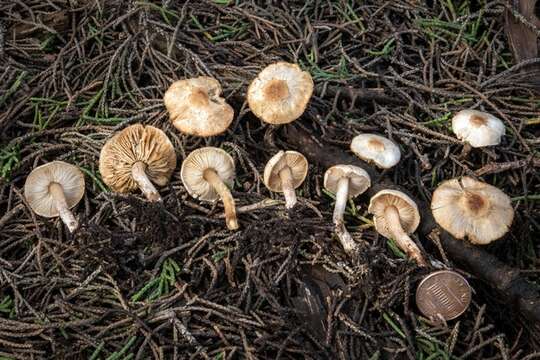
[0,1,539,359]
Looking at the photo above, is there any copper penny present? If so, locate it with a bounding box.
[415,270,471,321]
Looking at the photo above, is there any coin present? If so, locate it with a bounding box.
[415,270,471,321]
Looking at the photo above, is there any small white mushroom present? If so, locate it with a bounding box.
[350,134,401,169]
[263,151,308,209]
[431,177,514,244]
[368,190,426,266]
[181,147,238,230]
[247,62,314,125]
[24,161,85,233]
[451,109,505,148]
[324,165,371,254]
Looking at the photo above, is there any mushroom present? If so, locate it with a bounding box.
[350,134,401,169]
[24,161,85,233]
[431,177,514,245]
[99,124,177,202]
[181,147,238,230]
[323,165,371,254]
[164,76,234,137]
[263,150,308,209]
[452,109,505,148]
[247,62,314,125]
[368,190,426,266]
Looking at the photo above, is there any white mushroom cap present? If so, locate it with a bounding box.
[350,134,401,169]
[263,151,308,192]
[431,177,514,245]
[323,165,371,254]
[368,190,420,239]
[323,165,371,198]
[180,147,235,202]
[24,161,85,217]
[451,109,505,147]
[247,62,314,125]
[164,76,234,137]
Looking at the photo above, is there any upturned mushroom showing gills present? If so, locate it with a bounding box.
[431,177,514,245]
[263,150,308,209]
[164,76,234,137]
[452,109,505,148]
[324,165,371,254]
[247,62,314,125]
[368,190,426,266]
[350,134,401,169]
[99,124,177,202]
[181,147,238,230]
[24,161,85,233]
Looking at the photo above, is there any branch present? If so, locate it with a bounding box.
[504,0,540,88]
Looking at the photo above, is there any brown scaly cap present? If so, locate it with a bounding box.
[247,62,313,125]
[164,77,234,137]
[431,177,514,245]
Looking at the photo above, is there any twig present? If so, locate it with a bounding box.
[474,158,540,176]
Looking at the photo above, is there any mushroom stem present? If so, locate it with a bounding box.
[384,205,427,266]
[131,161,161,202]
[203,169,239,230]
[459,142,472,159]
[333,177,357,254]
[278,166,297,209]
[49,182,78,233]
[333,177,349,224]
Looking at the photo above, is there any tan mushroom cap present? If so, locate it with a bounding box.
[247,62,314,124]
[99,124,177,193]
[24,161,85,218]
[368,190,420,239]
[181,147,235,202]
[263,151,308,192]
[452,110,505,148]
[350,134,401,169]
[431,177,514,245]
[323,165,371,198]
[164,76,234,137]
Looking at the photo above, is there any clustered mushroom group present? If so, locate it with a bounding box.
[24,62,515,270]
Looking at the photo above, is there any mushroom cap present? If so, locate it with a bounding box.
[350,134,401,169]
[24,161,85,218]
[181,147,235,202]
[263,151,308,192]
[368,190,420,238]
[164,76,234,137]
[99,124,177,193]
[431,177,514,245]
[451,109,505,148]
[247,62,314,125]
[323,164,371,198]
